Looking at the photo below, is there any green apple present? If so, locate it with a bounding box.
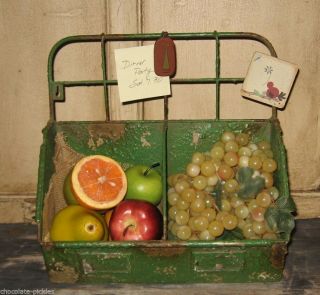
[125,163,162,205]
[63,169,78,205]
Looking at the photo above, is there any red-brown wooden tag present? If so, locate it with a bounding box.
[154,32,176,77]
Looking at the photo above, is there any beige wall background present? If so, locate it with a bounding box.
[0,0,319,221]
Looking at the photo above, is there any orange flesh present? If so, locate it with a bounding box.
[78,158,124,202]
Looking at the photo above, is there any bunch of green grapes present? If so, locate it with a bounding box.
[167,131,280,241]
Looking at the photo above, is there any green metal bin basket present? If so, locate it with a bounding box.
[36,32,295,284]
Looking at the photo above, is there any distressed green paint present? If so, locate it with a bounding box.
[41,242,286,284]
[37,32,294,284]
[37,118,291,283]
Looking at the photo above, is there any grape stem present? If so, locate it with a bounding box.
[143,162,160,176]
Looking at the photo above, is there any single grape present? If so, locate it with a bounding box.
[253,150,268,162]
[167,175,175,187]
[218,164,234,180]
[200,161,216,176]
[193,216,209,231]
[181,188,196,203]
[261,172,274,188]
[168,220,174,231]
[192,152,205,165]
[225,141,239,153]
[264,149,274,158]
[238,146,252,157]
[168,206,178,220]
[207,174,219,186]
[176,198,190,210]
[211,158,222,171]
[186,163,201,177]
[204,194,215,208]
[175,179,190,194]
[188,216,197,231]
[221,131,236,143]
[216,211,229,222]
[268,186,280,200]
[208,220,224,237]
[190,198,206,212]
[193,175,208,190]
[170,222,181,236]
[176,225,192,240]
[224,151,238,167]
[190,208,201,217]
[201,207,217,222]
[252,221,266,235]
[213,141,225,149]
[204,153,212,161]
[167,187,175,194]
[224,179,239,193]
[236,133,249,146]
[168,192,180,206]
[222,214,238,230]
[238,156,249,167]
[248,156,262,170]
[175,210,189,225]
[251,207,266,222]
[195,190,205,199]
[256,191,272,208]
[237,218,246,230]
[210,146,225,160]
[262,158,277,173]
[199,229,214,240]
[248,199,259,212]
[204,185,214,193]
[242,223,255,239]
[248,143,258,151]
[171,173,189,186]
[258,141,271,151]
[221,199,232,212]
[230,195,244,208]
[235,205,249,219]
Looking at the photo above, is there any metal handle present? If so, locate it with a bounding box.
[47,32,278,121]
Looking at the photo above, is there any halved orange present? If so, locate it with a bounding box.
[71,155,127,210]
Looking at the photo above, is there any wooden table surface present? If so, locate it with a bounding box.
[0,219,319,295]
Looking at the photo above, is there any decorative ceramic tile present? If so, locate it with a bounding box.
[241,52,299,109]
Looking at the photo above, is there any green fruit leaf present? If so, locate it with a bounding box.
[236,167,253,184]
[275,196,296,213]
[265,207,280,232]
[217,228,244,241]
[278,211,295,235]
[211,181,222,210]
[236,167,265,199]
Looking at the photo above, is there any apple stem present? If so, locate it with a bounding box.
[143,162,160,176]
[123,224,134,237]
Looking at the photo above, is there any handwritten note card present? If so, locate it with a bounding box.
[115,45,171,103]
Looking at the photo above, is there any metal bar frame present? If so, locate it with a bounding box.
[47,32,278,121]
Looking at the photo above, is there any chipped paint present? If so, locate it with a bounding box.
[271,243,287,269]
[82,259,94,274]
[192,132,201,146]
[140,131,151,147]
[48,262,79,283]
[155,266,176,275]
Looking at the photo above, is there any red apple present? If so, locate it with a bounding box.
[109,200,163,241]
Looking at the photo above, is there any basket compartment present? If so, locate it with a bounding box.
[37,119,290,283]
